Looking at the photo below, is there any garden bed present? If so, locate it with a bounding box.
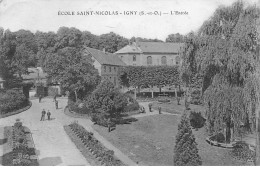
[2,123,39,166]
[205,137,235,148]
[64,122,125,166]
[0,101,32,119]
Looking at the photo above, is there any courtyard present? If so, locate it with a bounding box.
[93,109,252,166]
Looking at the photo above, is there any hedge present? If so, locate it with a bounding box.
[3,120,39,166]
[0,90,29,115]
[65,122,125,166]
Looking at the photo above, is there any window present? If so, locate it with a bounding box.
[176,56,180,65]
[104,66,106,72]
[147,56,152,65]
[161,56,166,65]
[133,55,136,61]
[114,67,116,72]
[109,66,111,72]
[121,56,123,60]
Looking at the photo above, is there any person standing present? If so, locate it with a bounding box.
[158,106,162,114]
[148,103,152,112]
[47,110,51,120]
[53,94,57,102]
[39,94,42,103]
[55,100,58,109]
[40,109,46,121]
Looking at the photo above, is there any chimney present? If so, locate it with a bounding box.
[103,48,106,53]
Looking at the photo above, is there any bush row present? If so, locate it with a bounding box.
[0,90,29,114]
[11,120,38,166]
[68,122,124,166]
[68,93,140,116]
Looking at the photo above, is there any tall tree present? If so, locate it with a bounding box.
[35,31,57,67]
[13,29,38,73]
[174,113,202,166]
[99,32,128,53]
[44,47,100,101]
[166,33,184,43]
[81,31,100,49]
[87,80,128,126]
[181,1,260,142]
[54,27,82,50]
[0,29,24,86]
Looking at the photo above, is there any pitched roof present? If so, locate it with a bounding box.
[85,47,126,66]
[115,44,142,54]
[115,42,184,54]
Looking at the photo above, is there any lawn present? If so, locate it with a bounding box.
[151,99,205,115]
[92,114,250,166]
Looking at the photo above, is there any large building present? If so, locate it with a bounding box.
[115,42,184,66]
[84,47,126,87]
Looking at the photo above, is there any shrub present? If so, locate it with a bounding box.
[67,122,124,165]
[68,99,91,115]
[231,141,255,162]
[0,89,28,114]
[174,114,202,166]
[123,94,139,112]
[210,133,225,143]
[190,90,202,105]
[189,111,206,129]
[123,102,139,112]
[11,122,37,166]
[88,80,127,126]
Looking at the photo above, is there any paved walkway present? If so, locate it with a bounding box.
[0,98,89,166]
[0,97,137,166]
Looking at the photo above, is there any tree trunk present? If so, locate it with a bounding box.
[151,86,154,98]
[226,118,231,143]
[134,87,136,100]
[75,90,78,101]
[256,104,260,165]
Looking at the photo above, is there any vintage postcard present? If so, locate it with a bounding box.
[0,0,259,166]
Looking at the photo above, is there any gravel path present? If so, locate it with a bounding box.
[0,97,89,166]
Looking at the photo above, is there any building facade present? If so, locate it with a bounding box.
[84,47,126,87]
[115,42,184,66]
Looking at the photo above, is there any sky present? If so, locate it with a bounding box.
[0,0,259,41]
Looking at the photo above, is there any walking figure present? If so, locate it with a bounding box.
[55,100,58,109]
[39,94,42,103]
[148,103,152,112]
[158,106,162,114]
[40,109,46,121]
[47,110,51,120]
[53,94,57,102]
[108,118,112,132]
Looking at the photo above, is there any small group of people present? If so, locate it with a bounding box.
[39,94,60,121]
[139,103,162,114]
[40,109,52,121]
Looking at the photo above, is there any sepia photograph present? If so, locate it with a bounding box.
[0,0,260,166]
